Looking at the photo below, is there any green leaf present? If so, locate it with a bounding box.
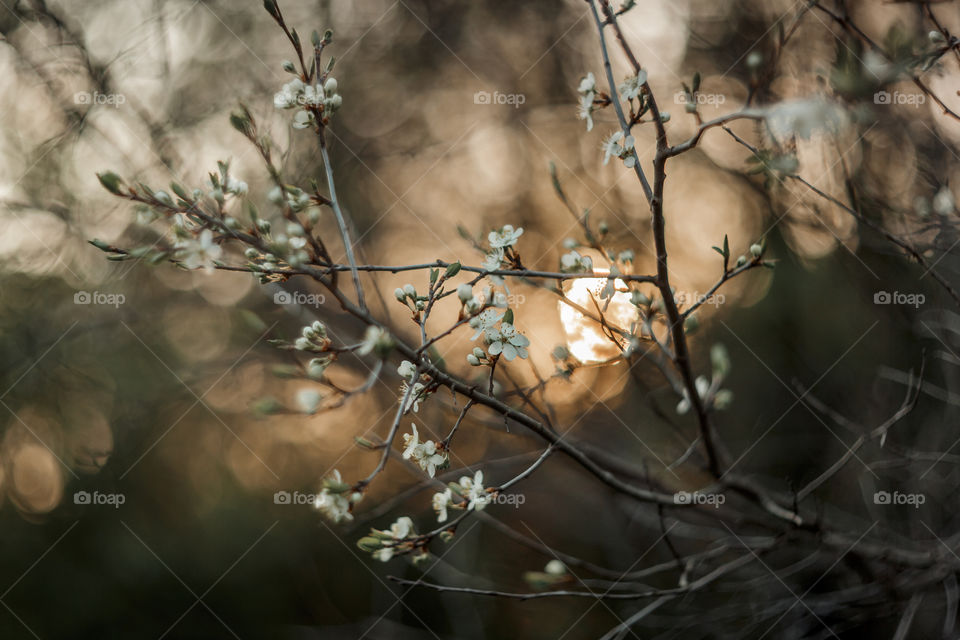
[445,261,461,277]
[502,309,514,325]
[170,182,190,202]
[430,268,439,285]
[311,29,321,48]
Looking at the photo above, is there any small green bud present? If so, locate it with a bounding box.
[445,261,461,278]
[357,537,382,552]
[97,171,124,195]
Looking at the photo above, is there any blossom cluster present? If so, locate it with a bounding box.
[577,72,597,131]
[676,344,734,414]
[432,470,492,522]
[274,76,343,129]
[402,424,448,477]
[174,229,222,274]
[314,469,362,523]
[469,309,530,361]
[397,360,432,414]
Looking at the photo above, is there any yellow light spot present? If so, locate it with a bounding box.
[558,276,636,364]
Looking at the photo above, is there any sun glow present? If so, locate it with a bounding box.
[558,276,636,364]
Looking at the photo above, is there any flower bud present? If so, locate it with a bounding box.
[324,77,338,94]
[394,287,406,302]
[457,283,473,303]
[403,284,416,297]
[750,243,763,258]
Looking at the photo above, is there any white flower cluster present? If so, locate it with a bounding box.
[577,72,597,131]
[482,225,523,286]
[364,516,416,562]
[488,225,524,249]
[267,185,313,213]
[676,344,734,414]
[174,229,222,274]
[394,283,425,312]
[457,283,506,316]
[431,470,492,523]
[207,162,248,203]
[402,424,448,477]
[618,71,647,101]
[314,469,362,523]
[273,76,343,129]
[295,321,330,352]
[602,131,636,168]
[560,250,593,273]
[469,309,530,361]
[397,360,432,413]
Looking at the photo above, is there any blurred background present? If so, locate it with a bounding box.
[1,0,959,637]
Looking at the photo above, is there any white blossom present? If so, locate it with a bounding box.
[457,283,473,303]
[225,177,248,196]
[578,72,596,95]
[560,250,593,273]
[397,360,417,380]
[676,375,711,415]
[577,72,597,132]
[372,516,414,562]
[545,559,567,575]
[402,424,448,477]
[295,388,322,414]
[357,326,391,356]
[486,323,530,361]
[933,187,955,216]
[292,110,314,130]
[273,78,305,109]
[314,469,356,523]
[488,225,524,249]
[458,470,492,511]
[432,488,453,523]
[469,308,505,340]
[602,131,636,167]
[618,71,646,101]
[174,229,222,274]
